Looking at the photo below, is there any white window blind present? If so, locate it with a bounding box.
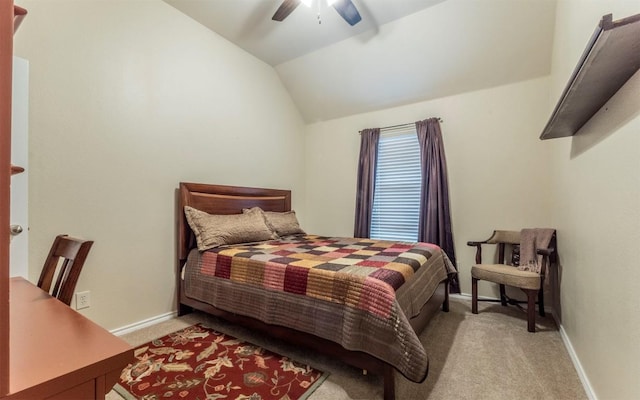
[370,128,421,242]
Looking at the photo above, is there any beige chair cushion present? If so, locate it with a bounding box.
[471,264,540,290]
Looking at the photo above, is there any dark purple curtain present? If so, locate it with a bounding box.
[353,128,380,238]
[416,118,459,293]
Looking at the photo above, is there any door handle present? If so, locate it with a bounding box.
[9,224,23,236]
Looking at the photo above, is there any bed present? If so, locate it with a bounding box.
[176,182,455,400]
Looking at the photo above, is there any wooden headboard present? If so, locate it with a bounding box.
[177,182,292,262]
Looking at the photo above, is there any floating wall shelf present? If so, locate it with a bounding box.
[540,13,640,140]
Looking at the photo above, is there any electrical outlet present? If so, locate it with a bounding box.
[76,291,90,310]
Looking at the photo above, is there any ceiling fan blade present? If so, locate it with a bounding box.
[272,0,301,22]
[332,0,362,26]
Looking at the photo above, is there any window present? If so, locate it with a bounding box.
[370,128,421,242]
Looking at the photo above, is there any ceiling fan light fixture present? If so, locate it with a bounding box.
[272,0,361,26]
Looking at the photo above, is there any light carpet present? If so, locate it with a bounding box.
[108,297,586,399]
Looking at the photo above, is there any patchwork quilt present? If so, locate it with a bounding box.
[184,235,454,382]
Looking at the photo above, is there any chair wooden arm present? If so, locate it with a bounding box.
[537,247,555,264]
[536,247,556,277]
[467,240,488,264]
[536,247,554,256]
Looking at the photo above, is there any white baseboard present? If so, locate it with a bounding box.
[457,291,596,399]
[557,322,597,400]
[110,311,177,337]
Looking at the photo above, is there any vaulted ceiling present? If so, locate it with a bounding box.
[164,0,557,123]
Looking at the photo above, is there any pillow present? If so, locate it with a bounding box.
[243,207,306,237]
[184,206,278,251]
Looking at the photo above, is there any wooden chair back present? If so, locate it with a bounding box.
[37,234,93,306]
[484,230,521,265]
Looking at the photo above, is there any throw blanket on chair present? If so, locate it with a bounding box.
[517,228,555,273]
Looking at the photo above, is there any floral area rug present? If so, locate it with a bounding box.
[113,323,328,400]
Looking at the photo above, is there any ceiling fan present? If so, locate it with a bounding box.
[272,0,362,26]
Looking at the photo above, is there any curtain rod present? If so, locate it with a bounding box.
[359,118,443,133]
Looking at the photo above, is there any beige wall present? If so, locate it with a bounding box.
[547,1,640,398]
[305,2,640,397]
[304,76,554,297]
[14,0,306,330]
[12,0,640,398]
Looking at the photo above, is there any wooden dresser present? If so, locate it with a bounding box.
[5,277,133,400]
